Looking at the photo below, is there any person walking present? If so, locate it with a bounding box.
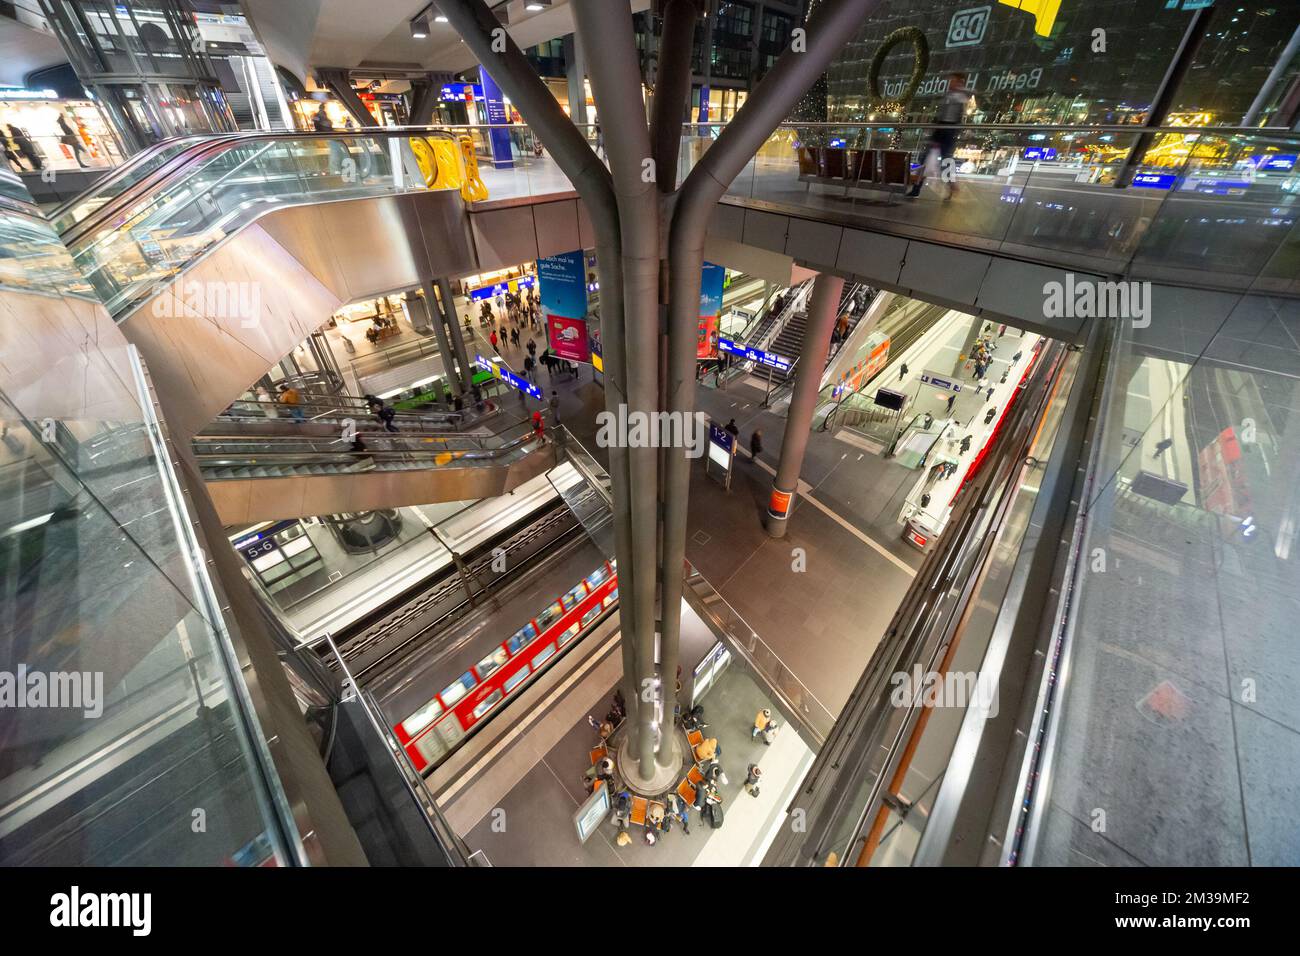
[548,390,561,424]
[724,418,740,441]
[378,403,399,433]
[1153,437,1174,459]
[526,337,537,359]
[57,114,90,167]
[749,429,763,460]
[5,124,43,171]
[489,329,500,355]
[899,362,909,382]
[277,383,305,421]
[907,72,973,199]
[523,353,536,383]
[945,393,956,414]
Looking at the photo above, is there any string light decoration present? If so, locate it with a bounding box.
[869,26,929,112]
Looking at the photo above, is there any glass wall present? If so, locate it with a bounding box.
[1029,286,1300,866]
[825,0,1300,125]
[37,0,237,152]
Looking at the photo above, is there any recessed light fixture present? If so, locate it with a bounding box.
[410,14,429,38]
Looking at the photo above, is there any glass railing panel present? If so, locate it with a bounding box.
[1127,131,1300,289]
[50,135,212,235]
[0,387,295,865]
[1026,284,1300,866]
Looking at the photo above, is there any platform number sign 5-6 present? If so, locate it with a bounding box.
[947,5,991,48]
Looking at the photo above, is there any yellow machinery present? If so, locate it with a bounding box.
[408,134,489,202]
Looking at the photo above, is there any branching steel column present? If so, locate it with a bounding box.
[650,0,700,195]
[764,272,844,537]
[438,0,642,722]
[573,0,664,779]
[660,0,885,728]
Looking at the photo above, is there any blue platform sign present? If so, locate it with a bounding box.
[479,67,514,170]
[718,337,793,373]
[1253,153,1297,172]
[475,355,541,400]
[1023,146,1057,161]
[920,370,963,392]
[1132,172,1176,190]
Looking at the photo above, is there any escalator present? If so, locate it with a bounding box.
[51,127,486,444]
[194,415,556,523]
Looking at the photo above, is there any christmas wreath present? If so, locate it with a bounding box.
[869,26,929,108]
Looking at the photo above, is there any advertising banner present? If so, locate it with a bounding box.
[697,261,725,359]
[478,68,514,170]
[540,249,591,363]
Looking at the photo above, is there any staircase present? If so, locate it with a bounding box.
[764,283,873,390]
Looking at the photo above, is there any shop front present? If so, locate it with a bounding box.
[1,88,124,175]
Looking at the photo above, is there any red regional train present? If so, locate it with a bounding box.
[393,560,619,772]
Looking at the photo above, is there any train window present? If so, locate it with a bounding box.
[508,622,537,655]
[536,600,564,630]
[472,690,504,720]
[603,588,618,608]
[503,667,530,695]
[557,622,580,648]
[413,732,447,766]
[401,699,443,737]
[531,643,556,670]
[580,604,602,628]
[561,583,586,610]
[440,671,476,707]
[585,565,610,589]
[476,646,509,680]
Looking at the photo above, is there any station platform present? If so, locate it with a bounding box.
[439,605,814,866]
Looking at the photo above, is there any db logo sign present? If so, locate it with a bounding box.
[947,5,991,47]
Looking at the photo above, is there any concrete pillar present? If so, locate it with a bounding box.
[438,278,475,395]
[422,280,464,396]
[764,272,844,538]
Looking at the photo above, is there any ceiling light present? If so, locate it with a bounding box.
[435,14,448,21]
[410,14,429,38]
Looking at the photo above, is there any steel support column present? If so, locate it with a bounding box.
[660,0,885,755]
[438,277,475,396]
[437,0,643,734]
[422,279,464,396]
[573,0,665,779]
[764,272,844,537]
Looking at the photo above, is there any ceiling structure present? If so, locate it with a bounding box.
[0,1,70,86]
[239,0,651,85]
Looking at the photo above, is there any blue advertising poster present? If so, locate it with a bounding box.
[479,68,514,170]
[1023,146,1057,161]
[540,249,591,363]
[697,261,725,359]
[698,85,710,124]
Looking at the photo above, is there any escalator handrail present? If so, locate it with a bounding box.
[60,126,469,248]
[49,134,213,230]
